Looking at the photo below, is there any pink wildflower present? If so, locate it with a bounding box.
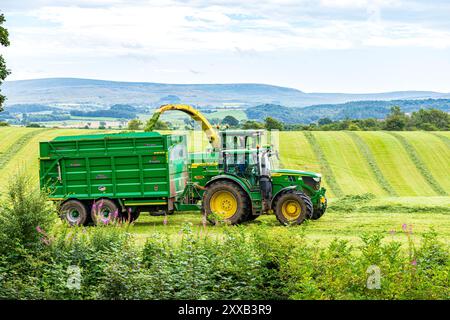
[402,223,408,231]
[163,215,168,225]
[411,259,417,266]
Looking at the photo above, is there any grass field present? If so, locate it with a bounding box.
[0,127,449,246]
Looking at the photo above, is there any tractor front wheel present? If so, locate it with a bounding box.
[274,191,312,225]
[202,181,250,225]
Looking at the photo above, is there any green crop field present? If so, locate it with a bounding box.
[0,127,449,246]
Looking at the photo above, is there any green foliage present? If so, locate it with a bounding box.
[264,116,284,130]
[152,120,170,130]
[0,121,9,126]
[246,100,450,126]
[127,119,143,130]
[26,123,42,128]
[0,213,449,299]
[0,172,57,260]
[410,109,449,131]
[241,120,265,129]
[222,115,239,127]
[384,106,408,130]
[0,13,11,111]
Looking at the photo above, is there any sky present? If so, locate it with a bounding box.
[1,0,450,93]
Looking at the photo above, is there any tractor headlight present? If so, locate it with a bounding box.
[313,177,321,183]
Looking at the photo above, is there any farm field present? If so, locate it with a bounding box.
[0,127,449,244]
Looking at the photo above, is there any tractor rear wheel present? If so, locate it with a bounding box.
[60,200,88,226]
[202,181,250,225]
[274,191,312,225]
[91,199,120,225]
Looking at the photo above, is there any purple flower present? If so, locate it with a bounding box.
[411,259,417,266]
[36,225,43,233]
[402,223,408,231]
[163,215,168,225]
[113,209,119,219]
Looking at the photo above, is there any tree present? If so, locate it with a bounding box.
[410,108,449,131]
[152,120,170,130]
[241,120,265,129]
[384,106,408,131]
[264,117,284,130]
[0,13,10,112]
[99,121,107,129]
[318,118,333,126]
[127,119,143,130]
[222,115,239,127]
[348,123,361,131]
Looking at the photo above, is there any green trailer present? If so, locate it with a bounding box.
[39,131,189,225]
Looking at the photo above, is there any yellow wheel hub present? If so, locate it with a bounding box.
[210,190,238,219]
[281,200,301,220]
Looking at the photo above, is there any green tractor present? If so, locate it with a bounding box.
[149,105,327,225]
[40,104,327,226]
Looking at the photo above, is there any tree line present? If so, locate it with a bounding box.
[222,107,449,131]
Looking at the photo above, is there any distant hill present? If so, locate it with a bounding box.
[3,78,450,108]
[246,99,450,124]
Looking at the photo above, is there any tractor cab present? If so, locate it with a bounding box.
[218,130,272,181]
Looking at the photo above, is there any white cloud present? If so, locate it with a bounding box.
[2,0,441,62]
[3,0,450,91]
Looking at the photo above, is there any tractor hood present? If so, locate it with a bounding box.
[271,169,321,179]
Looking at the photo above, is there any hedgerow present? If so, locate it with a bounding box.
[0,174,448,300]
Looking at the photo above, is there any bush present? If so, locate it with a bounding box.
[0,172,57,256]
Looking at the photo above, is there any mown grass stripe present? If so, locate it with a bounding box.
[0,129,49,167]
[303,131,344,197]
[431,133,450,149]
[346,131,398,196]
[388,132,447,196]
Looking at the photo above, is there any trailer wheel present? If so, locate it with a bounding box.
[274,191,311,225]
[91,199,120,225]
[60,200,88,226]
[202,181,250,225]
[122,207,140,222]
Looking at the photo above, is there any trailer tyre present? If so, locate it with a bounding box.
[202,181,250,225]
[60,200,88,226]
[274,191,310,225]
[91,199,120,225]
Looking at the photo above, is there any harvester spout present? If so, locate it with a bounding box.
[145,104,220,150]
